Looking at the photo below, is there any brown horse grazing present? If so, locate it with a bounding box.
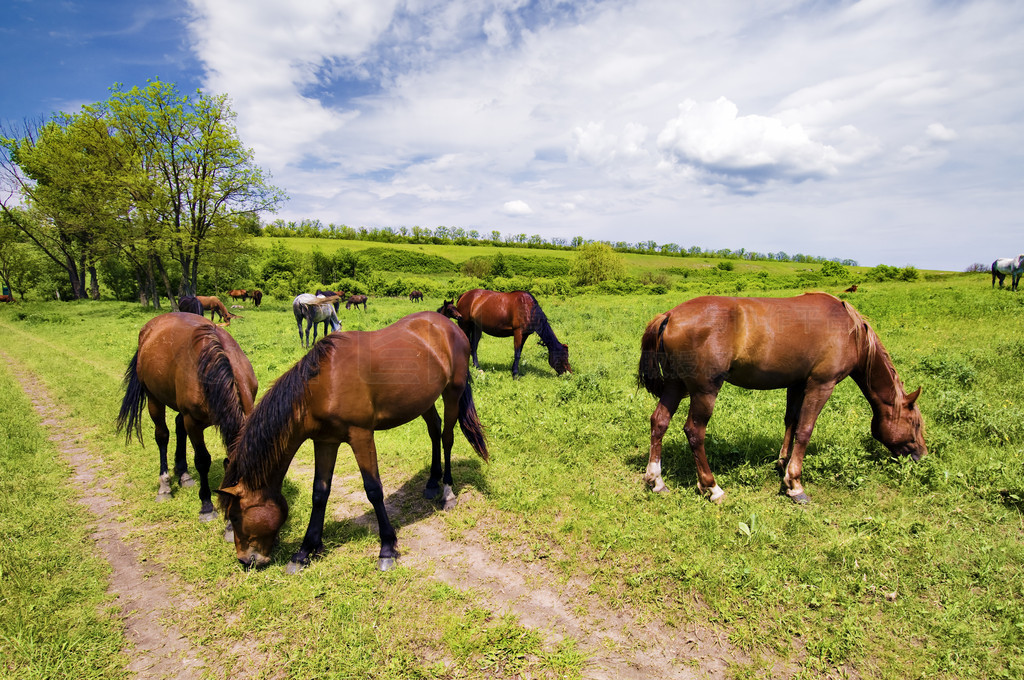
[251,289,263,307]
[345,294,368,311]
[197,295,237,323]
[442,289,571,378]
[117,313,258,519]
[638,293,927,504]
[228,289,248,302]
[0,294,13,303]
[217,311,489,572]
[409,290,423,302]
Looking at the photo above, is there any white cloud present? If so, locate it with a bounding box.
[502,200,532,216]
[926,122,958,142]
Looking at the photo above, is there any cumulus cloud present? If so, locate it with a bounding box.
[656,97,844,187]
[926,122,958,142]
[502,200,533,216]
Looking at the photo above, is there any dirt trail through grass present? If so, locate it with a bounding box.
[4,352,206,680]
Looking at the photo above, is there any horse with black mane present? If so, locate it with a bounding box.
[991,255,1024,291]
[117,313,258,519]
[178,295,204,315]
[293,293,342,348]
[316,289,345,312]
[638,293,927,504]
[228,289,248,303]
[346,294,368,311]
[252,289,263,307]
[218,311,488,572]
[409,290,423,302]
[440,289,571,377]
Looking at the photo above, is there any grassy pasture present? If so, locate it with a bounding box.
[1,274,1023,679]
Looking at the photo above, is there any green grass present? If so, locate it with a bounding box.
[0,363,128,679]
[1,274,1022,678]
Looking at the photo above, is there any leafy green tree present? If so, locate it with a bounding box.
[570,242,625,286]
[820,260,848,278]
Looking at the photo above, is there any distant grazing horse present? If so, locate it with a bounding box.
[228,289,249,303]
[638,293,927,504]
[178,295,204,316]
[293,293,341,348]
[346,294,368,311]
[197,295,237,323]
[117,313,258,519]
[844,284,858,293]
[441,289,571,377]
[991,255,1024,291]
[0,294,13,303]
[316,289,346,312]
[218,311,489,572]
[252,289,263,307]
[409,290,424,302]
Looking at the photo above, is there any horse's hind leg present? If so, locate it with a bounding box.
[149,401,173,500]
[683,389,725,503]
[183,417,216,520]
[422,405,444,501]
[510,329,526,378]
[173,412,195,487]
[646,384,685,493]
[776,387,804,476]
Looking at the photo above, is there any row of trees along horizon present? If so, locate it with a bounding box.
[2,80,930,306]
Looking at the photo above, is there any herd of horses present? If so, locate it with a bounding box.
[117,285,929,572]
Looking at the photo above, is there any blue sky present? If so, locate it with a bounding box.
[3,0,1023,270]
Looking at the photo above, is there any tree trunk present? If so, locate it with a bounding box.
[147,256,161,310]
[154,254,176,309]
[88,264,100,300]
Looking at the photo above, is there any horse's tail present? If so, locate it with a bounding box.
[458,371,489,461]
[116,350,147,444]
[638,312,671,398]
[195,327,248,450]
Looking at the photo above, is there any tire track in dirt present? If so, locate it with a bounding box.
[3,352,207,680]
[330,474,794,679]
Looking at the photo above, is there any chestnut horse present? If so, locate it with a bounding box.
[117,313,258,519]
[197,295,237,323]
[228,289,248,302]
[441,289,570,377]
[218,311,489,572]
[346,294,368,311]
[638,293,926,504]
[409,290,423,302]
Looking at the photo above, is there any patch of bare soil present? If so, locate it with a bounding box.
[3,353,206,680]
[330,473,797,680]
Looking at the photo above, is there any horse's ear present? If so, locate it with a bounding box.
[217,483,244,499]
[905,387,922,407]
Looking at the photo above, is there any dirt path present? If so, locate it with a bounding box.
[330,475,786,679]
[3,353,207,680]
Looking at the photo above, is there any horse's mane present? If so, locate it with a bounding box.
[221,337,335,498]
[842,301,906,411]
[526,293,561,347]
[194,326,248,449]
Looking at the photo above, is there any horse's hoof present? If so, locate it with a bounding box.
[790,492,810,505]
[285,560,305,575]
[645,476,668,493]
[377,557,397,572]
[423,486,440,500]
[198,510,218,523]
[441,485,457,511]
[179,472,195,487]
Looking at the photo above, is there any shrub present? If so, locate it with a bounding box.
[570,243,625,285]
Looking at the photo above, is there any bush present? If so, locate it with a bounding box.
[570,243,625,285]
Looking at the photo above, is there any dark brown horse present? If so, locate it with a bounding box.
[117,313,258,519]
[228,289,248,302]
[197,295,237,323]
[442,289,570,377]
[218,311,488,572]
[345,294,368,311]
[178,295,204,315]
[638,293,926,503]
[409,290,424,302]
[436,299,463,321]
[252,289,263,307]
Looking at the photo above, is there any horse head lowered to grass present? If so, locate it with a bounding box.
[638,293,926,504]
[440,289,570,378]
[217,311,488,572]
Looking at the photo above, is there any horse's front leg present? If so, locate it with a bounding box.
[149,401,173,501]
[779,382,835,503]
[510,329,526,378]
[349,430,399,571]
[645,385,684,493]
[683,389,725,503]
[288,440,341,574]
[173,413,194,487]
[183,416,216,520]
